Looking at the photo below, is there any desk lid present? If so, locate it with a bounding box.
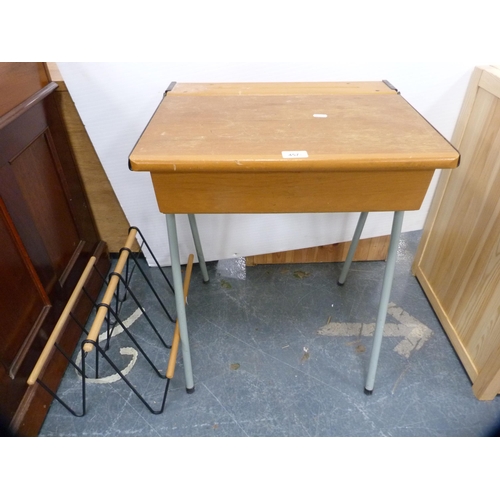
[129,82,460,173]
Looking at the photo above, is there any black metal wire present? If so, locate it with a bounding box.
[107,272,172,350]
[82,339,170,415]
[130,226,175,294]
[120,250,176,323]
[36,379,85,417]
[34,225,179,418]
[95,299,168,377]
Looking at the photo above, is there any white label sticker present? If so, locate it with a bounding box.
[313,114,328,118]
[282,151,308,159]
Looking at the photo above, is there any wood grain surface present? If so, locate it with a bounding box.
[413,65,500,400]
[130,85,458,173]
[246,235,390,265]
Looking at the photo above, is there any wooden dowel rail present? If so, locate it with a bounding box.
[27,256,97,386]
[26,226,182,417]
[166,253,194,380]
[83,228,138,353]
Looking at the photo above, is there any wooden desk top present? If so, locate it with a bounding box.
[129,82,459,174]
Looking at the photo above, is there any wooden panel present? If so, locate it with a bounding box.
[413,65,500,400]
[0,108,83,292]
[170,81,398,95]
[0,62,49,117]
[47,63,138,253]
[1,132,81,286]
[151,169,435,214]
[130,92,459,173]
[0,199,49,377]
[246,235,390,265]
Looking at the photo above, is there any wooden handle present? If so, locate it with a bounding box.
[83,228,138,352]
[27,257,97,385]
[166,254,194,379]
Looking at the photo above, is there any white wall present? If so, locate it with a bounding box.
[33,2,496,266]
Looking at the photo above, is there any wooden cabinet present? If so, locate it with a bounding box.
[413,65,500,400]
[0,63,109,435]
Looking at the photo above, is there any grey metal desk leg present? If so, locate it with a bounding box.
[165,213,195,393]
[188,214,209,283]
[338,212,369,285]
[364,210,404,394]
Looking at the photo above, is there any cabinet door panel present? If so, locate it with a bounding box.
[4,131,80,284]
[0,200,50,418]
[0,102,83,294]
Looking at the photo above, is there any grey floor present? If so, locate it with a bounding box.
[39,230,500,437]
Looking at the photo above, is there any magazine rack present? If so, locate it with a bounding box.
[27,227,193,416]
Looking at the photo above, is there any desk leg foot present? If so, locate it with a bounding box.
[166,214,195,391]
[186,387,195,394]
[338,212,369,285]
[364,388,373,395]
[188,214,210,283]
[364,210,404,392]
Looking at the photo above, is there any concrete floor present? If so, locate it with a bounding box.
[39,230,500,437]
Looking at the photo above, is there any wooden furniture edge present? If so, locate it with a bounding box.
[411,66,485,275]
[246,235,390,265]
[413,267,478,380]
[473,348,500,400]
[169,81,399,96]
